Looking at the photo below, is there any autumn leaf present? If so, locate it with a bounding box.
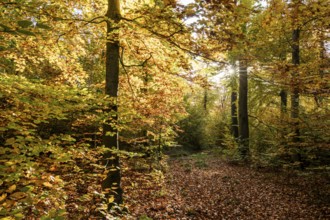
[43,182,53,188]
[108,196,115,203]
[6,185,16,193]
[5,138,16,146]
[9,192,26,201]
[49,165,57,171]
[0,193,7,203]
[0,217,15,220]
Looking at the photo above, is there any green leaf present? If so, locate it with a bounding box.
[5,137,16,146]
[20,185,34,192]
[36,23,51,30]
[14,213,25,219]
[61,135,76,142]
[16,30,36,36]
[0,23,12,31]
[0,46,6,52]
[56,209,67,216]
[17,20,33,28]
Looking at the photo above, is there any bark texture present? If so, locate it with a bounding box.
[280,89,288,115]
[238,59,249,159]
[102,0,123,207]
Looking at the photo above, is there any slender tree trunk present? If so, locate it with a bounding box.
[279,50,288,116]
[291,28,300,143]
[238,59,249,159]
[279,88,288,148]
[319,39,325,79]
[102,0,123,207]
[231,90,239,140]
[280,89,287,115]
[290,0,302,168]
[203,88,208,111]
[203,75,208,111]
[314,35,326,107]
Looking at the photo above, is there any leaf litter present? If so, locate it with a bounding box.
[124,152,330,219]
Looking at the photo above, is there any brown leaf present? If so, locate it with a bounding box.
[9,192,26,201]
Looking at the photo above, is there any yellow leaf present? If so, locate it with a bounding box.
[6,185,16,193]
[1,217,15,220]
[14,213,24,219]
[108,196,115,203]
[0,193,7,203]
[43,182,53,188]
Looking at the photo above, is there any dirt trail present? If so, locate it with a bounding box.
[125,152,329,220]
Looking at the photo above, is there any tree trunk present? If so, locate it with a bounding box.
[279,50,288,117]
[203,75,208,111]
[238,59,249,159]
[291,28,300,143]
[102,0,123,207]
[231,90,239,140]
[280,89,287,115]
[290,0,302,168]
[203,88,208,111]
[279,89,288,146]
[314,35,326,107]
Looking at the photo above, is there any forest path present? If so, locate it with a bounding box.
[125,151,329,219]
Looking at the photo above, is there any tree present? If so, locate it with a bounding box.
[290,0,301,143]
[181,0,253,159]
[102,0,123,207]
[238,59,249,159]
[230,74,239,140]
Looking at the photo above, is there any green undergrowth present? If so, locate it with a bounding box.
[0,74,112,219]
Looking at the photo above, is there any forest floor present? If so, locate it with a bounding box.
[123,150,330,220]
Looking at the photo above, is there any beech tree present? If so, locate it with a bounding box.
[290,0,301,144]
[0,0,329,218]
[238,59,249,158]
[230,74,239,140]
[102,0,123,207]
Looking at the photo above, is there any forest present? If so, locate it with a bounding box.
[0,0,329,219]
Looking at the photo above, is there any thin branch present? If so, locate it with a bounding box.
[120,48,152,68]
[147,27,227,64]
[249,114,281,132]
[119,47,136,101]
[121,16,227,64]
[53,16,106,25]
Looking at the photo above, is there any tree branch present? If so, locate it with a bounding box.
[120,47,153,68]
[121,16,227,64]
[119,47,136,101]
